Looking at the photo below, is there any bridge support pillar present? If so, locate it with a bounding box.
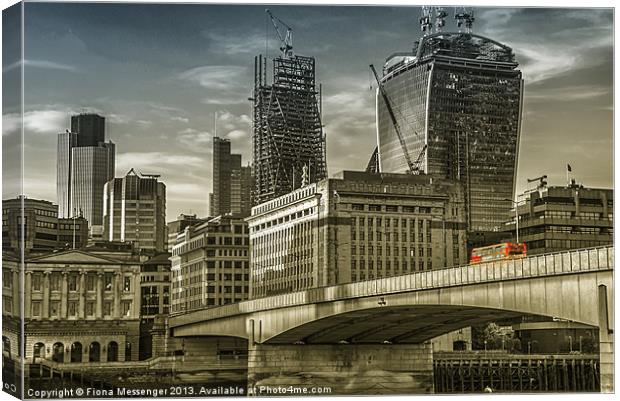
[598,285,614,393]
[247,342,434,395]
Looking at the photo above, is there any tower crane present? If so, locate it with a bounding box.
[369,64,426,175]
[266,9,293,58]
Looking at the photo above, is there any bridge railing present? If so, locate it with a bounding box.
[170,246,613,326]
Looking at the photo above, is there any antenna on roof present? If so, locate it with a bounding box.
[434,7,448,33]
[420,6,433,36]
[454,7,475,33]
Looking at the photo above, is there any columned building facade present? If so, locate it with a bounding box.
[2,250,141,363]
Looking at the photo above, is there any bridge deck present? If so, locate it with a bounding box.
[171,246,613,328]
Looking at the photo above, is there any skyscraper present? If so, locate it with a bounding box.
[209,137,252,217]
[376,10,522,245]
[252,54,327,205]
[56,113,115,236]
[71,113,105,147]
[102,169,167,253]
[56,131,78,218]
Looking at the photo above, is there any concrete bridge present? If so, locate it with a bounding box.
[169,246,614,394]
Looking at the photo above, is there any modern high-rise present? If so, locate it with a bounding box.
[103,169,167,254]
[209,137,252,217]
[252,54,327,205]
[376,16,523,246]
[70,142,115,235]
[71,113,105,147]
[247,171,467,298]
[56,113,115,236]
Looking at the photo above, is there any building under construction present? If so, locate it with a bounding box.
[252,11,326,205]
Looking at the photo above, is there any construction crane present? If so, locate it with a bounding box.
[369,64,426,175]
[266,9,293,58]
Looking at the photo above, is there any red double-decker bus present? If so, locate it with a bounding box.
[470,242,527,264]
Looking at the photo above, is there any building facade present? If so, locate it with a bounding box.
[247,171,467,298]
[139,253,171,360]
[103,169,167,254]
[376,30,523,243]
[170,215,250,313]
[166,214,204,252]
[252,54,327,205]
[505,183,613,255]
[2,196,88,253]
[2,249,142,363]
[71,113,105,147]
[209,137,252,217]
[57,113,116,234]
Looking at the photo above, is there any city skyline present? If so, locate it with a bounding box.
[2,4,613,221]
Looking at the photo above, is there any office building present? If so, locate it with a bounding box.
[2,248,142,363]
[170,215,250,313]
[56,113,115,237]
[247,171,467,298]
[166,214,205,252]
[375,13,522,246]
[209,137,252,217]
[505,182,613,255]
[252,53,327,205]
[71,113,105,147]
[2,196,88,253]
[103,169,167,254]
[139,252,171,360]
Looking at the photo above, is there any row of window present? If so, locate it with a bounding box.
[251,208,314,233]
[351,204,433,213]
[30,272,133,293]
[30,300,132,318]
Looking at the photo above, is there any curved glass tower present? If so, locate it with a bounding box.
[377,32,523,237]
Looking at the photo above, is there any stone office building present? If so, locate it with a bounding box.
[2,249,142,364]
[170,215,250,313]
[247,171,467,298]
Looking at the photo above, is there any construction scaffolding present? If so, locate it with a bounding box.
[252,54,327,205]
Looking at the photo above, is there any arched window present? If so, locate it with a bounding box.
[89,342,100,362]
[107,341,118,362]
[125,342,132,361]
[33,342,45,359]
[52,343,64,363]
[70,342,82,363]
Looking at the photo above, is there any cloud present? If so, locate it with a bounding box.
[203,30,265,56]
[526,85,611,102]
[226,130,247,140]
[3,59,77,74]
[177,65,251,105]
[171,116,189,123]
[177,128,213,149]
[3,109,69,136]
[178,65,247,90]
[116,152,205,172]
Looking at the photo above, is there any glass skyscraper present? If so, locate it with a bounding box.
[377,32,523,241]
[56,113,115,235]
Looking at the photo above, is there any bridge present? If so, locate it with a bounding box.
[169,246,614,394]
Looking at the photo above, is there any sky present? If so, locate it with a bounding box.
[2,2,614,221]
